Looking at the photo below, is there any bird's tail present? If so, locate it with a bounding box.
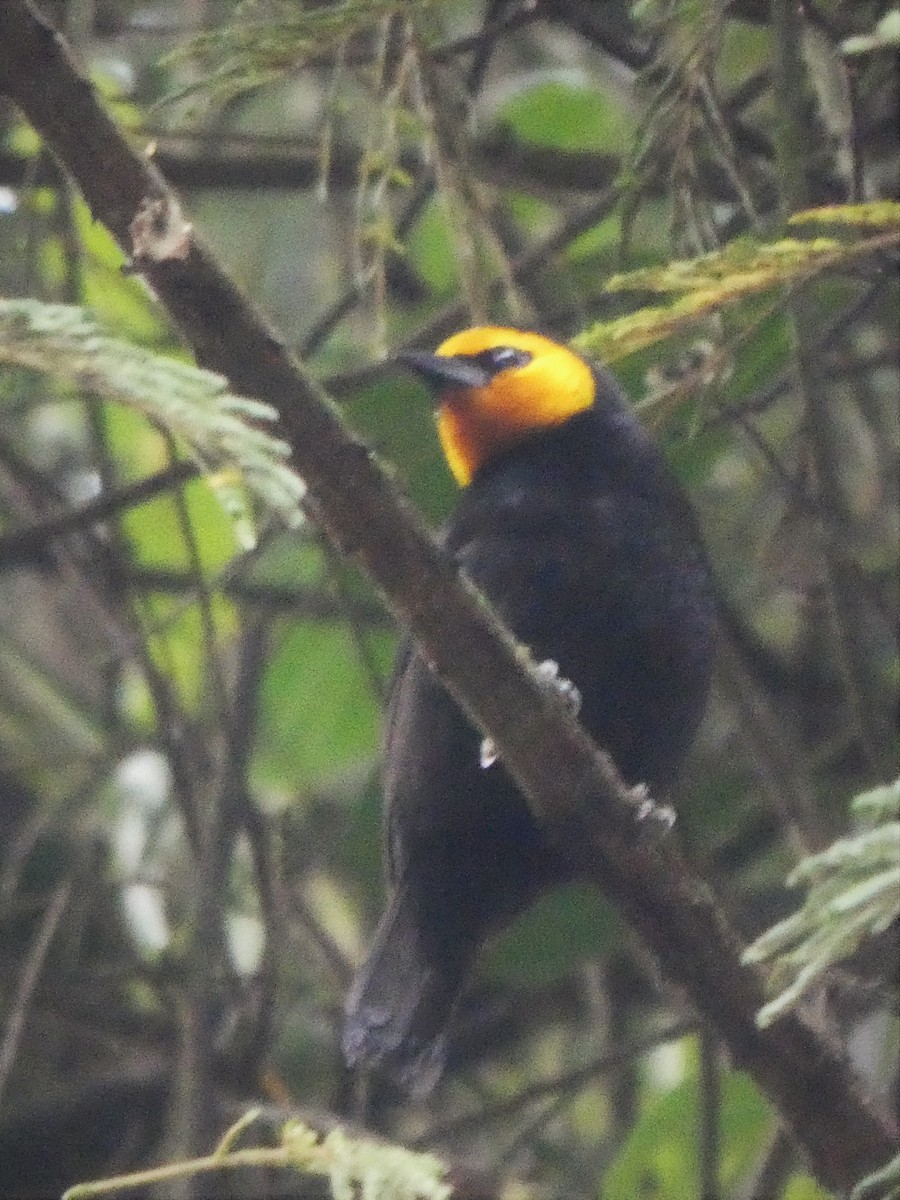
[342,883,474,1094]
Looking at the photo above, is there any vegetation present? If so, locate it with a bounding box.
[0,1,897,1198]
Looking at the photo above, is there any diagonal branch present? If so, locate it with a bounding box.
[0,2,895,1191]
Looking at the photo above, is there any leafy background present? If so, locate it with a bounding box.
[0,1,897,1198]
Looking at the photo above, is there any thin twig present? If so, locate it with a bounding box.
[419,1017,697,1143]
[734,1128,796,1200]
[0,876,73,1104]
[109,563,391,625]
[0,462,197,564]
[699,1026,721,1200]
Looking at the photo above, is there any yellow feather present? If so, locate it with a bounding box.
[432,328,596,486]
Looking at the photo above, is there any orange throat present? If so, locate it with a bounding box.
[436,395,509,487]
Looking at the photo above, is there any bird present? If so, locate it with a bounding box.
[342,326,715,1092]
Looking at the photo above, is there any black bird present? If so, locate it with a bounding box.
[343,327,715,1090]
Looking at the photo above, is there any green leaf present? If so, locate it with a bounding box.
[120,475,240,575]
[602,1066,772,1200]
[495,79,634,152]
[252,623,390,793]
[140,590,236,711]
[784,1175,838,1200]
[487,882,619,985]
[406,197,461,299]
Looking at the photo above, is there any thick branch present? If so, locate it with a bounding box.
[0,135,620,198]
[0,2,895,1191]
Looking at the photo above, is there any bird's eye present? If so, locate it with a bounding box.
[476,346,532,375]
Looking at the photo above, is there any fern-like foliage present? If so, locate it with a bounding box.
[851,1149,900,1200]
[842,10,900,57]
[163,0,431,106]
[789,200,900,227]
[624,0,748,255]
[0,299,306,543]
[62,1110,451,1200]
[162,1,430,353]
[742,779,900,1028]
[573,201,900,362]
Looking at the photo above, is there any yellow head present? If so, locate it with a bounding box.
[399,327,596,485]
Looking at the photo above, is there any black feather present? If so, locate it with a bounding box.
[344,363,714,1089]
